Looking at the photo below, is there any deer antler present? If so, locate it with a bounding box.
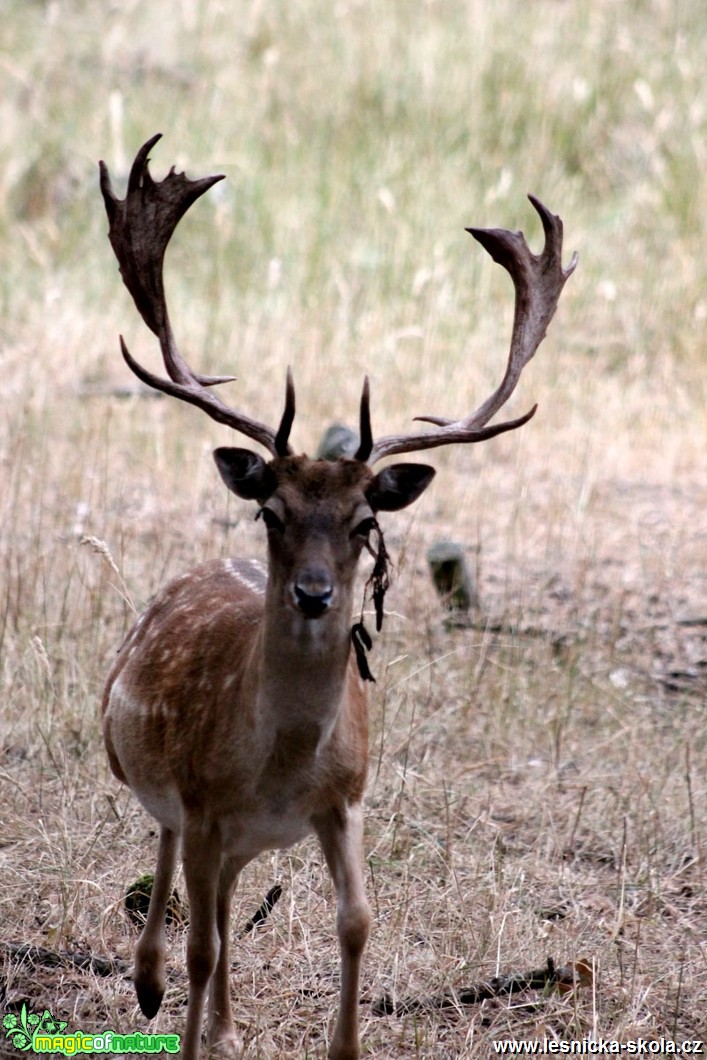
[99,133,295,457]
[357,195,577,464]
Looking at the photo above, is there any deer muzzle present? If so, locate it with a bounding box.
[293,568,335,619]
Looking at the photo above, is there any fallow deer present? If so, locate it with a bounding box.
[99,133,576,1060]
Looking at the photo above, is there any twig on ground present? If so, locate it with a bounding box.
[372,957,593,1016]
[238,883,283,937]
[1,943,129,978]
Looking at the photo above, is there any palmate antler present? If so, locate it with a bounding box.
[357,195,578,463]
[100,135,576,464]
[99,133,295,457]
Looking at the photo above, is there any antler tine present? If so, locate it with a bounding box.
[354,376,373,462]
[100,134,293,457]
[366,195,577,465]
[274,366,296,457]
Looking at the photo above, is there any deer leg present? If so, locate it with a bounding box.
[206,854,247,1057]
[180,819,223,1060]
[134,826,178,1019]
[314,803,371,1060]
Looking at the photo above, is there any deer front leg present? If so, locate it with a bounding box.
[314,803,371,1060]
[180,819,223,1060]
[206,854,248,1057]
[134,826,178,1019]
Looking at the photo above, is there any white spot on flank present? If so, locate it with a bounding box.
[223,558,266,595]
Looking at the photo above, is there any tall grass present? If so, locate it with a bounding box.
[1,0,705,1054]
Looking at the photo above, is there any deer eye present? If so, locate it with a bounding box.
[351,516,377,539]
[257,506,285,533]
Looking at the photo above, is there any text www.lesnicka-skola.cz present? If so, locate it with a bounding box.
[492,1038,703,1056]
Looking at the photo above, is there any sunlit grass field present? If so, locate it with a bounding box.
[1,0,706,1055]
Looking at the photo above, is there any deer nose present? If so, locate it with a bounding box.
[293,569,335,618]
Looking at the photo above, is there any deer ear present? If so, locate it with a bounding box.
[213,448,275,501]
[367,463,436,512]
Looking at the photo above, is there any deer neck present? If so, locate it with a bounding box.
[254,579,355,740]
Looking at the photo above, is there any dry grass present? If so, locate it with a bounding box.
[1,0,706,1055]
